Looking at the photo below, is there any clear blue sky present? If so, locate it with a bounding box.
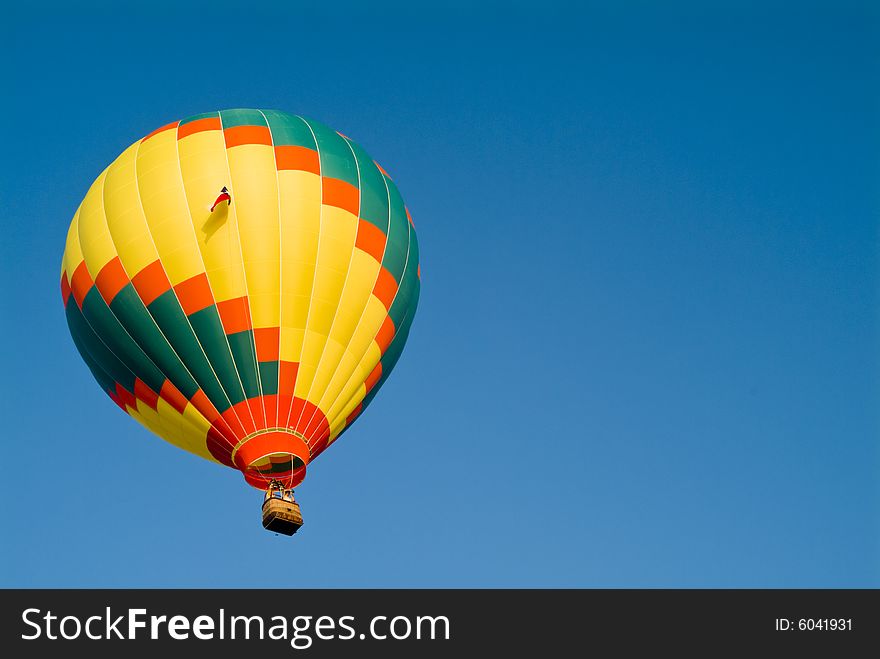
[1,1,877,587]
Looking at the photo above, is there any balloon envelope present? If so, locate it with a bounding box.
[60,109,420,489]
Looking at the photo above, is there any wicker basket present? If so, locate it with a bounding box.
[262,497,304,535]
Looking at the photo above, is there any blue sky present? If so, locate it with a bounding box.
[0,1,877,587]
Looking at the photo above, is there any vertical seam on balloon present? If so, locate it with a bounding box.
[330,297,416,444]
[218,111,268,432]
[318,161,393,430]
[173,117,259,440]
[319,144,393,426]
[326,186,415,442]
[332,296,416,442]
[95,156,220,444]
[129,132,244,443]
[273,114,314,439]
[281,116,324,450]
[293,132,363,449]
[73,187,212,456]
[116,139,238,445]
[256,109,283,432]
[71,197,143,404]
[66,307,120,405]
[84,167,209,441]
[330,183,413,430]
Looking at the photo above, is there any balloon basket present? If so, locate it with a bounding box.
[262,483,303,536]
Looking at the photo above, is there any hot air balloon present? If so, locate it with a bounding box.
[60,109,420,535]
